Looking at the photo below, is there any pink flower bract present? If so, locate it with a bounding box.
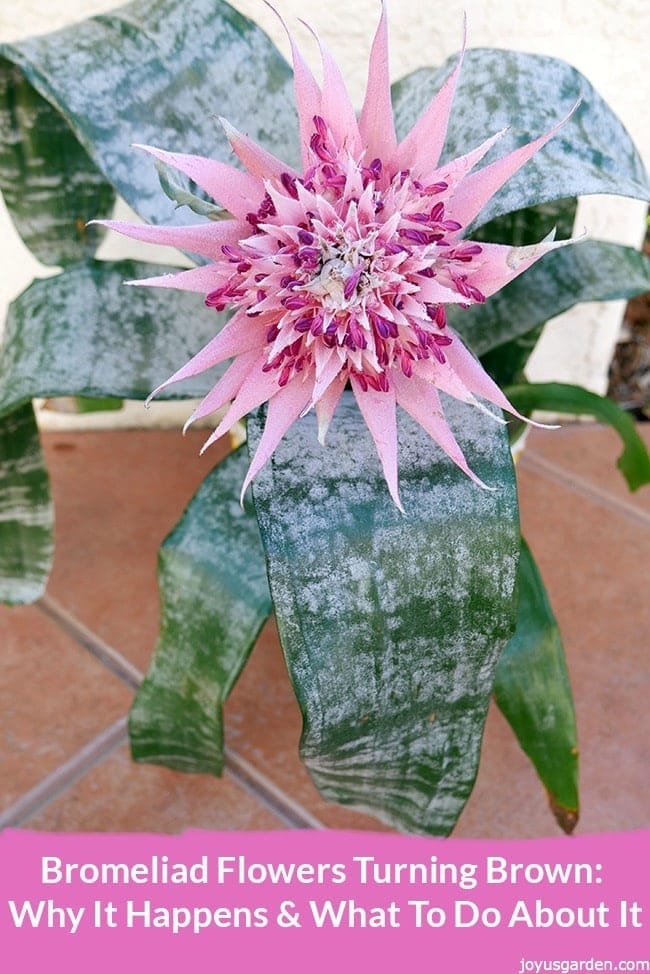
[104,5,575,508]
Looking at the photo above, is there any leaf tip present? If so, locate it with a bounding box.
[547,791,580,835]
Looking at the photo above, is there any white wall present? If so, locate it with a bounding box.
[0,0,647,429]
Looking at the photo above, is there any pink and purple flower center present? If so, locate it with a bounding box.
[205,115,485,393]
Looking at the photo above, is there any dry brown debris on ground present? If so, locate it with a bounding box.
[608,228,650,420]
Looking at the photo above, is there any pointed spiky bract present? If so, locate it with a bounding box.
[103,7,576,508]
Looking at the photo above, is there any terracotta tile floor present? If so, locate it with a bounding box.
[1,423,648,836]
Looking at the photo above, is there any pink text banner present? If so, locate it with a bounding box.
[1,829,648,973]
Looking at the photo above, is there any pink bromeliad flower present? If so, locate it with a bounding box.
[103,6,575,509]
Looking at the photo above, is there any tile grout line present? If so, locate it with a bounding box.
[0,718,129,829]
[520,451,650,528]
[29,595,325,830]
[38,594,143,690]
[224,749,324,830]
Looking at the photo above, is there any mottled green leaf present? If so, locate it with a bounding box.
[250,391,519,835]
[0,259,226,416]
[450,242,650,361]
[0,258,226,603]
[0,0,297,264]
[392,50,649,227]
[0,64,114,264]
[505,382,650,492]
[494,539,579,834]
[130,447,272,774]
[0,404,53,604]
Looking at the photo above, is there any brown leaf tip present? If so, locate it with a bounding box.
[547,792,580,835]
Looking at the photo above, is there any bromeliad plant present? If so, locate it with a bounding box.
[0,0,649,835]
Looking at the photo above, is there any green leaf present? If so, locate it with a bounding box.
[250,391,520,835]
[449,242,650,359]
[472,198,578,248]
[129,447,272,774]
[0,63,114,264]
[154,158,230,222]
[481,326,546,391]
[494,539,579,834]
[456,197,577,387]
[392,50,649,227]
[505,382,650,492]
[0,258,226,603]
[0,403,53,604]
[75,396,124,414]
[0,0,297,264]
[0,259,226,416]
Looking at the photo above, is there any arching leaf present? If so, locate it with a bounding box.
[130,447,272,774]
[392,50,649,227]
[0,0,297,264]
[0,404,53,604]
[494,539,579,835]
